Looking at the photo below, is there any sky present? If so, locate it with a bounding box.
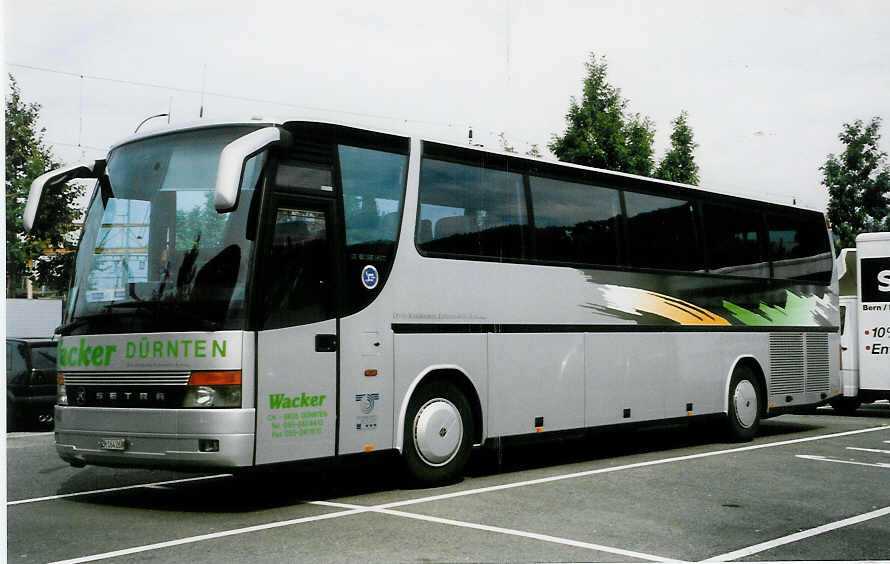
[4,0,890,211]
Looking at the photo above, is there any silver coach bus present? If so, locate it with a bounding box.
[25,119,839,485]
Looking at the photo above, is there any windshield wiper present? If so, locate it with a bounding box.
[60,300,222,335]
[55,311,141,336]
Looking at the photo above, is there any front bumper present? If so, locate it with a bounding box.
[54,406,255,469]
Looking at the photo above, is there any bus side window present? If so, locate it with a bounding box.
[766,211,833,284]
[338,145,408,315]
[528,176,620,266]
[624,192,702,271]
[261,207,333,329]
[702,203,768,278]
[417,157,528,261]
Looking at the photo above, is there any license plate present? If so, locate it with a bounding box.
[98,438,127,451]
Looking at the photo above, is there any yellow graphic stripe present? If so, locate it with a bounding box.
[602,285,731,326]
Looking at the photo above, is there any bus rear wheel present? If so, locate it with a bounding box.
[402,381,473,486]
[727,365,761,442]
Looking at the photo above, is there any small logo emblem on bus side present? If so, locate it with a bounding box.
[361,265,379,290]
[356,393,380,414]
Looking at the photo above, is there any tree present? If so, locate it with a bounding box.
[5,74,84,296]
[497,132,516,154]
[821,117,890,249]
[549,53,655,176]
[654,111,700,185]
[498,131,543,158]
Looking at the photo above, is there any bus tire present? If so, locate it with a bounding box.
[829,397,861,414]
[402,381,473,486]
[726,365,761,442]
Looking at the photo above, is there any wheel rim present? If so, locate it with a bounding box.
[733,380,758,428]
[413,398,463,467]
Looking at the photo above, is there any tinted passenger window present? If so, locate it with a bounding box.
[275,162,333,192]
[702,204,768,278]
[767,212,832,283]
[624,192,702,271]
[529,176,620,265]
[417,158,528,260]
[339,145,408,314]
[262,206,333,329]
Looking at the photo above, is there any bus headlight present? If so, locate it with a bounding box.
[57,372,68,406]
[183,385,241,408]
[183,371,242,408]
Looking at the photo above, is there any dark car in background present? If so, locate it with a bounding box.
[6,338,57,431]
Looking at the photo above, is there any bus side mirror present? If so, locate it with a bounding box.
[24,160,104,233]
[214,127,291,213]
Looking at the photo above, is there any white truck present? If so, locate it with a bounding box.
[835,232,890,412]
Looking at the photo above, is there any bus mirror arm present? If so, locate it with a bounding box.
[24,159,105,233]
[214,126,292,213]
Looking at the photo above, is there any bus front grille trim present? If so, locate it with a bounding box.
[63,372,191,387]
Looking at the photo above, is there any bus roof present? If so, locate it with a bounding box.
[104,117,824,214]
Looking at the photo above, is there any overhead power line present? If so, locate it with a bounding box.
[9,61,546,151]
[48,140,106,153]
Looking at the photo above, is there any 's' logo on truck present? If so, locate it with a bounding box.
[861,259,890,302]
[879,269,890,292]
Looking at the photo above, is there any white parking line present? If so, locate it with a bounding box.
[315,500,678,561]
[703,505,890,561]
[6,474,232,506]
[47,507,368,564]
[376,507,679,562]
[29,425,889,563]
[796,455,890,469]
[379,426,890,510]
[847,447,890,454]
[13,427,889,510]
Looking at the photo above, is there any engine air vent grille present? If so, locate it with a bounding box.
[805,333,830,392]
[769,333,805,394]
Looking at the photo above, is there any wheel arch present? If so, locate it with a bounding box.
[395,365,484,453]
[724,355,768,417]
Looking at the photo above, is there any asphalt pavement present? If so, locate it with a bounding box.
[6,404,890,563]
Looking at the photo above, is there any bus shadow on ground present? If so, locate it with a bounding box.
[463,418,821,478]
[61,418,824,513]
[796,402,890,418]
[60,453,404,513]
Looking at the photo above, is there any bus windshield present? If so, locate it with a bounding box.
[64,126,265,335]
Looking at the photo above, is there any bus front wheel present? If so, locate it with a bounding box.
[727,366,761,442]
[402,381,473,486]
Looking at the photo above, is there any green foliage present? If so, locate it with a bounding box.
[655,111,700,185]
[498,132,542,158]
[821,117,890,249]
[5,74,85,296]
[175,191,226,250]
[497,132,516,154]
[549,53,655,176]
[525,144,542,158]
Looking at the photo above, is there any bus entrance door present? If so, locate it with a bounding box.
[255,196,339,464]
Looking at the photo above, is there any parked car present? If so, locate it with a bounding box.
[6,338,57,431]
